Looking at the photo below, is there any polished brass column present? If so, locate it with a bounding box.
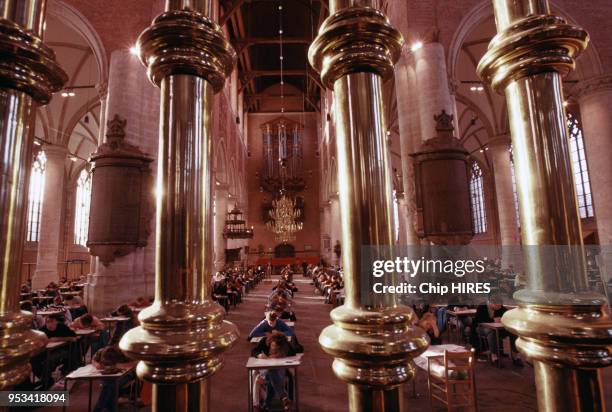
[309,3,429,411]
[0,0,66,388]
[478,1,612,411]
[118,1,238,411]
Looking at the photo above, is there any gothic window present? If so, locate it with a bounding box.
[74,168,92,246]
[510,151,520,228]
[469,162,487,234]
[26,151,46,242]
[392,190,400,243]
[567,113,593,218]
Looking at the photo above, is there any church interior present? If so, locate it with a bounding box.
[1,0,611,411]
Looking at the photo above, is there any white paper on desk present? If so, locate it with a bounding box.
[67,364,126,379]
[247,354,303,367]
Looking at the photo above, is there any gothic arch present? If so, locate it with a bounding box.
[214,139,228,185]
[447,0,603,83]
[48,0,108,86]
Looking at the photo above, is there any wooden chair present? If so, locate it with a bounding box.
[427,348,476,411]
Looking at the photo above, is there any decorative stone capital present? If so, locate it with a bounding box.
[42,144,68,161]
[574,74,612,101]
[308,7,404,89]
[487,134,512,150]
[137,10,236,92]
[478,15,587,92]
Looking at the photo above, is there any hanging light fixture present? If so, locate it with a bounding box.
[223,207,254,239]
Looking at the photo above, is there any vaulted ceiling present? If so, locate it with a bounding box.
[221,0,327,112]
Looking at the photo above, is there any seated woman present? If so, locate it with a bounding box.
[415,310,441,345]
[92,346,136,412]
[251,331,302,411]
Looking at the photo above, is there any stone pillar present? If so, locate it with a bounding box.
[576,75,612,285]
[489,136,520,267]
[414,43,455,140]
[395,54,420,245]
[214,185,229,270]
[395,42,456,246]
[322,203,332,264]
[396,193,410,245]
[85,49,159,314]
[32,144,67,290]
[329,194,341,266]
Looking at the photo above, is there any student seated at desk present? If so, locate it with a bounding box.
[415,310,441,345]
[248,310,294,340]
[474,301,522,366]
[41,313,77,339]
[92,346,136,412]
[109,305,136,345]
[30,314,78,387]
[251,331,303,411]
[21,300,44,329]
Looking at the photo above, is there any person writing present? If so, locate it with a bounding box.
[248,309,294,340]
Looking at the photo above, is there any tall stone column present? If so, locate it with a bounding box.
[488,135,520,266]
[414,43,455,140]
[322,203,332,264]
[329,194,341,266]
[85,49,159,315]
[32,144,67,290]
[395,41,456,246]
[576,75,612,285]
[213,185,229,271]
[396,193,410,245]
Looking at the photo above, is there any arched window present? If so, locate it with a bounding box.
[26,151,46,242]
[392,190,400,243]
[510,148,520,228]
[74,168,92,246]
[567,113,593,218]
[469,162,487,234]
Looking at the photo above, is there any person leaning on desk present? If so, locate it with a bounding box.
[30,313,79,388]
[248,310,294,340]
[250,331,303,411]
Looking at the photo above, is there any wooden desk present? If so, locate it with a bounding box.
[246,354,301,411]
[446,309,477,344]
[38,309,65,317]
[63,363,135,412]
[100,316,130,336]
[479,322,505,368]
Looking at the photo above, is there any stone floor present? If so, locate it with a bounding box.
[37,275,612,411]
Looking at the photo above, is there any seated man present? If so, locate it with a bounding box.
[31,314,78,387]
[251,331,302,411]
[109,305,136,345]
[20,300,44,329]
[474,300,522,366]
[92,346,136,412]
[248,310,294,340]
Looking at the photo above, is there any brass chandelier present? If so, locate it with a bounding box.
[266,191,303,243]
[264,2,303,244]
